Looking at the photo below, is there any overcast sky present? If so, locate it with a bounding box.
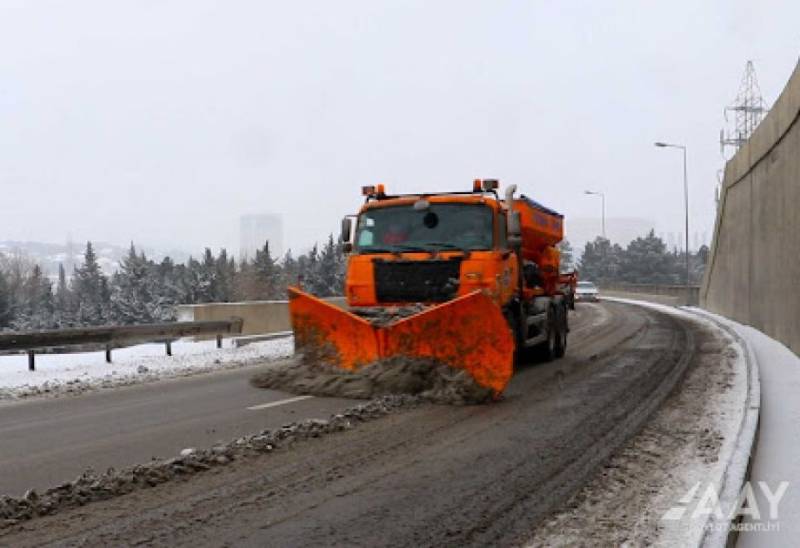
[1,0,798,257]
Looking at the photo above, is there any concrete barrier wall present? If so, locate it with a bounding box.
[600,283,700,306]
[702,59,800,354]
[601,290,683,307]
[176,297,347,336]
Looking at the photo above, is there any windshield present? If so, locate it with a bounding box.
[577,282,597,289]
[355,203,494,253]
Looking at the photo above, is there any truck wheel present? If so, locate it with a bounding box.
[554,305,567,358]
[538,308,559,362]
[504,306,526,367]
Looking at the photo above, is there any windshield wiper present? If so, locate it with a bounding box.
[359,246,402,254]
[361,243,470,255]
[424,242,469,253]
[392,244,437,252]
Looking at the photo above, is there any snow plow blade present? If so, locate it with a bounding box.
[288,287,515,396]
[288,287,381,368]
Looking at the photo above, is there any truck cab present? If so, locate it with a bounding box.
[342,182,518,308]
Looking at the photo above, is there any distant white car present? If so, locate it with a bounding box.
[575,281,600,302]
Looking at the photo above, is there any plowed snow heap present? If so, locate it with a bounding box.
[281,180,576,401]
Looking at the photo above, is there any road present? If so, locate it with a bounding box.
[0,362,355,496]
[0,300,711,547]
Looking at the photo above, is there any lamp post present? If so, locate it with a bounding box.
[654,141,690,305]
[584,190,606,239]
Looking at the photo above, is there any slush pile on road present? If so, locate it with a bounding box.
[251,355,494,404]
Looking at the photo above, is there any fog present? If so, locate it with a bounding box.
[1,0,797,258]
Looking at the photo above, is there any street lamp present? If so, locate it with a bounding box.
[584,190,606,239]
[654,141,690,305]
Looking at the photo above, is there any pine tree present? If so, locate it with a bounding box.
[252,241,278,299]
[233,257,256,301]
[110,244,159,323]
[194,249,219,303]
[0,270,11,329]
[182,257,202,304]
[12,265,54,330]
[578,237,624,283]
[280,249,299,293]
[299,244,322,294]
[54,263,74,327]
[314,234,345,297]
[214,249,235,302]
[55,263,69,306]
[151,257,181,320]
[72,242,109,325]
[620,230,679,284]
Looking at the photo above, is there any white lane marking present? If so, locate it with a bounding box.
[247,395,314,411]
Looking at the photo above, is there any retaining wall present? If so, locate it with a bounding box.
[176,297,346,336]
[701,59,800,355]
[600,283,700,306]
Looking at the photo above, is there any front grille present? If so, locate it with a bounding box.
[374,258,462,303]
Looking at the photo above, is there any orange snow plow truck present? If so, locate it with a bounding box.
[288,180,570,398]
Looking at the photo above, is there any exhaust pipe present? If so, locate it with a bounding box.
[504,184,517,205]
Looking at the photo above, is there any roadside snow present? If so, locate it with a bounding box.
[607,298,751,547]
[529,297,749,547]
[692,308,800,546]
[0,337,293,401]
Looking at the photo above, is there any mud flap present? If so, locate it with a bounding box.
[288,288,515,396]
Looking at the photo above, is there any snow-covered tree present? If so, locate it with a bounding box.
[0,270,11,329]
[298,244,321,294]
[53,263,75,327]
[12,264,55,330]
[0,233,370,329]
[0,252,36,321]
[620,230,680,285]
[214,249,236,302]
[578,237,624,283]
[280,249,299,291]
[149,257,182,320]
[234,241,284,300]
[195,249,219,303]
[313,234,345,297]
[72,242,110,325]
[110,244,164,323]
[253,241,278,299]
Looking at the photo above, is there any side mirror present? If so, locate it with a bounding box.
[341,216,355,254]
[508,211,522,248]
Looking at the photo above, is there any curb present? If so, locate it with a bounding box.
[688,308,761,548]
[604,297,761,547]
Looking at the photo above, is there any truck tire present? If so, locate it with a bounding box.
[538,306,559,362]
[554,304,567,358]
[504,305,527,367]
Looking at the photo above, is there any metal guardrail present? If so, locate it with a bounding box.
[0,318,244,371]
